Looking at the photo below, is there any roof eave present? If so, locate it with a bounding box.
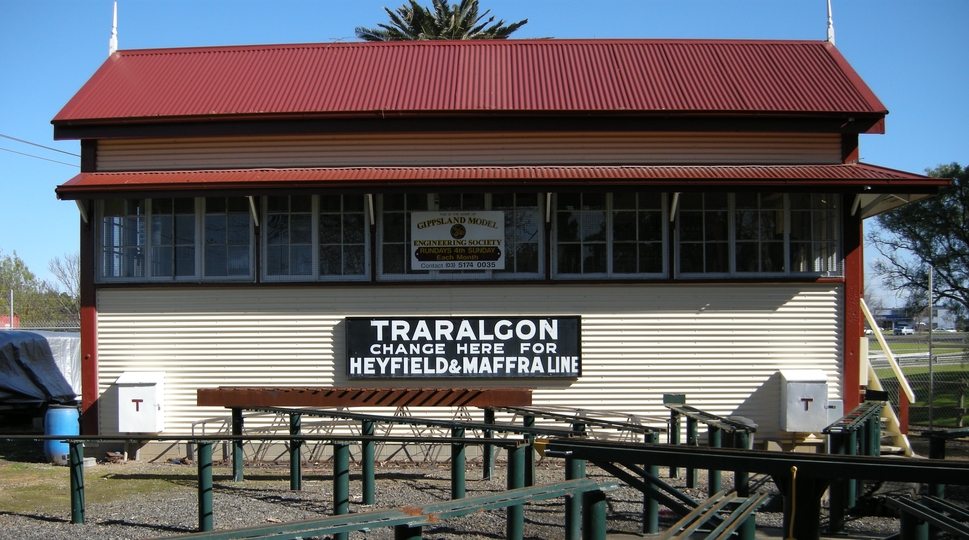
[53,111,887,141]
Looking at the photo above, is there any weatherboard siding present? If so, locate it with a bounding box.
[95,132,843,172]
[95,283,842,445]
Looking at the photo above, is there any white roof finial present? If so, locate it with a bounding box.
[109,2,118,56]
[826,0,836,45]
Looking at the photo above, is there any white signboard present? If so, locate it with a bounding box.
[411,211,505,270]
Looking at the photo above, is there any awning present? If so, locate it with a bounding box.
[57,163,947,219]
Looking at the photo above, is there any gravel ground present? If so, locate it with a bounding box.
[0,455,920,540]
[2,430,968,539]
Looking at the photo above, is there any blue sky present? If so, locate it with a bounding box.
[1,0,966,302]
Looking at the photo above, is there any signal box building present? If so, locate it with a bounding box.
[53,39,945,455]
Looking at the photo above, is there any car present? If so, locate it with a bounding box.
[937,327,957,333]
[894,326,915,335]
[864,328,874,335]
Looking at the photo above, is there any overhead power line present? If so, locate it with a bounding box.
[0,147,78,168]
[0,133,80,157]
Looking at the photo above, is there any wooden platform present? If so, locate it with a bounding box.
[197,386,534,408]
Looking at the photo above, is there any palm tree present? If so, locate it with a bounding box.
[355,0,527,41]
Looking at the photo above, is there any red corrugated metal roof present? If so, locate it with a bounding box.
[53,39,885,125]
[55,164,941,197]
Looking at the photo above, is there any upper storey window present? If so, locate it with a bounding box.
[552,193,668,279]
[675,193,841,277]
[98,197,254,282]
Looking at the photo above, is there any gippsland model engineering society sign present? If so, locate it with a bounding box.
[411,211,505,270]
[347,316,580,379]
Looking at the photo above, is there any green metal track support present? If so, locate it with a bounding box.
[394,523,423,540]
[231,408,244,482]
[734,431,754,540]
[451,426,466,499]
[362,420,375,505]
[643,431,659,535]
[69,440,85,524]
[524,414,536,487]
[290,412,301,491]
[708,425,722,494]
[483,408,495,481]
[668,408,681,479]
[507,443,525,540]
[333,443,350,540]
[583,488,608,540]
[686,417,698,488]
[565,453,587,540]
[197,442,214,532]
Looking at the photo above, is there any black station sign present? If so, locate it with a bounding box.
[346,316,581,379]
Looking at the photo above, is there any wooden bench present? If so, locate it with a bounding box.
[151,477,618,540]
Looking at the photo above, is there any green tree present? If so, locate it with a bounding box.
[355,0,527,41]
[0,249,57,325]
[868,163,969,325]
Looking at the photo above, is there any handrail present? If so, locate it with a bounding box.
[861,297,916,403]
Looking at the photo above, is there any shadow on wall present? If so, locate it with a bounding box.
[731,372,783,444]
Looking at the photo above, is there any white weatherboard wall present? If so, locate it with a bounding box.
[96,283,843,444]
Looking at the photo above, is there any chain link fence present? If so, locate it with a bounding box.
[869,334,969,430]
[3,319,80,333]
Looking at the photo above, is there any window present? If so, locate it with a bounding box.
[98,197,254,282]
[204,197,252,278]
[319,195,368,278]
[735,193,785,273]
[262,195,370,281]
[675,193,840,277]
[265,196,313,277]
[789,193,840,274]
[99,198,198,281]
[150,198,196,278]
[553,192,667,278]
[100,199,146,279]
[377,193,543,280]
[677,193,728,274]
[493,193,541,276]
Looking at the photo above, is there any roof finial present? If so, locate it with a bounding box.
[826,0,836,45]
[109,2,118,56]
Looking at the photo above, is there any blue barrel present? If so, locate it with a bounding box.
[44,405,79,465]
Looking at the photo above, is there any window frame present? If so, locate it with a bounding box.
[674,192,842,278]
[551,192,669,280]
[260,194,371,283]
[376,193,545,282]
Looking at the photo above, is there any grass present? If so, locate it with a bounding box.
[867,339,965,355]
[875,367,969,428]
[0,439,199,515]
[0,438,289,517]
